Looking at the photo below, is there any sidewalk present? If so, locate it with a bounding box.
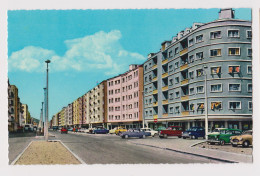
[128,137,253,163]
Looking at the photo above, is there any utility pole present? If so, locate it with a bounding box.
[45,59,51,141]
[44,88,47,138]
[40,101,44,133]
[204,65,208,140]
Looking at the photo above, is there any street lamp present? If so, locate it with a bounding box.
[142,91,145,128]
[45,59,51,141]
[44,88,47,137]
[203,65,209,140]
[40,101,44,133]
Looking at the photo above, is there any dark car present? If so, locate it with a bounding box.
[93,127,109,134]
[61,127,68,134]
[53,126,58,131]
[120,129,151,139]
[182,127,205,139]
[159,126,183,138]
[208,129,242,145]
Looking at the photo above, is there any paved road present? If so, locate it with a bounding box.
[51,131,222,164]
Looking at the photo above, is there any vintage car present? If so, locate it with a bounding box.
[159,126,183,138]
[109,127,118,134]
[115,127,127,135]
[182,127,205,139]
[208,128,228,135]
[207,129,242,145]
[230,130,252,148]
[93,127,109,134]
[120,129,151,139]
[61,127,68,134]
[140,128,158,137]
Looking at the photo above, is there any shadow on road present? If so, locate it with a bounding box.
[9,131,38,138]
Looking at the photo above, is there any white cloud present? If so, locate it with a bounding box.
[9,30,146,76]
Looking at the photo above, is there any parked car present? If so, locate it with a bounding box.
[53,126,58,131]
[115,127,127,135]
[88,128,95,134]
[109,127,118,134]
[61,127,68,134]
[141,128,158,137]
[230,130,252,148]
[93,127,109,134]
[67,127,73,132]
[207,129,242,145]
[159,126,183,138]
[182,127,205,139]
[155,126,167,133]
[120,129,151,139]
[208,128,227,135]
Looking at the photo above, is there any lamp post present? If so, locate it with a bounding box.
[44,88,46,137]
[142,91,145,128]
[45,59,51,141]
[40,101,44,133]
[203,65,209,140]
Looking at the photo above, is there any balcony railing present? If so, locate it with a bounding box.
[153,102,158,106]
[152,89,158,94]
[152,64,157,69]
[162,59,168,65]
[180,64,188,71]
[181,111,190,116]
[180,48,188,56]
[152,77,158,82]
[181,79,189,85]
[181,95,189,101]
[162,72,168,78]
[162,113,168,118]
[162,100,168,105]
[162,86,168,91]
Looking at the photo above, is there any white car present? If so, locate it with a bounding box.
[140,128,158,137]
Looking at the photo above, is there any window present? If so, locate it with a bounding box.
[196,34,203,43]
[189,55,194,63]
[247,30,252,38]
[189,38,194,46]
[175,91,180,98]
[228,48,240,55]
[169,50,173,58]
[197,103,204,110]
[211,84,222,92]
[228,66,240,73]
[196,52,203,60]
[169,65,173,72]
[197,86,204,93]
[228,30,239,38]
[196,69,203,77]
[144,65,147,71]
[175,106,180,113]
[175,47,179,54]
[229,84,241,91]
[210,49,221,57]
[211,102,222,110]
[169,79,173,86]
[248,84,252,92]
[189,87,195,95]
[210,31,221,39]
[169,107,173,114]
[229,102,241,109]
[211,67,221,74]
[190,104,195,111]
[175,77,179,83]
[169,93,174,99]
[175,61,179,69]
[248,101,252,110]
[248,66,252,74]
[189,71,194,79]
[248,48,252,56]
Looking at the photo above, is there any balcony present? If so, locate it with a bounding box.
[181,79,189,85]
[153,102,158,106]
[152,77,158,82]
[162,59,168,65]
[162,72,168,78]
[181,111,190,116]
[180,48,188,56]
[181,95,189,101]
[162,113,168,118]
[152,64,157,70]
[180,64,188,71]
[153,114,158,119]
[152,89,158,94]
[162,86,168,91]
[162,100,168,105]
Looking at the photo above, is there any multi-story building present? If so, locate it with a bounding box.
[60,107,66,126]
[67,103,73,126]
[22,104,31,124]
[73,97,83,127]
[107,65,144,129]
[89,81,107,128]
[82,92,90,127]
[143,9,252,131]
[8,83,20,132]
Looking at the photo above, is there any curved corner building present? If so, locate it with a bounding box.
[143,9,252,131]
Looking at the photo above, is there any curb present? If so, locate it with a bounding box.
[11,141,33,165]
[53,140,86,164]
[130,141,237,163]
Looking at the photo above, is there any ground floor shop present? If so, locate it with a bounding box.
[106,121,143,130]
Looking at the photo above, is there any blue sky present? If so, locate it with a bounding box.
[8,8,251,120]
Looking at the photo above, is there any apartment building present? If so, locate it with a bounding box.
[82,92,90,127]
[143,9,252,131]
[107,65,144,129]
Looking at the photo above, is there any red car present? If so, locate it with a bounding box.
[61,127,68,134]
[159,126,183,138]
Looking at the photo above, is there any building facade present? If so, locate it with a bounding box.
[107,65,144,129]
[82,92,90,127]
[143,9,252,131]
[73,97,83,127]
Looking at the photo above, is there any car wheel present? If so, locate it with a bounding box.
[125,135,128,139]
[153,133,158,137]
[232,144,237,147]
[191,135,195,139]
[208,142,212,145]
[220,140,225,146]
[164,134,167,138]
[242,141,250,148]
[183,137,186,139]
[178,136,181,138]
